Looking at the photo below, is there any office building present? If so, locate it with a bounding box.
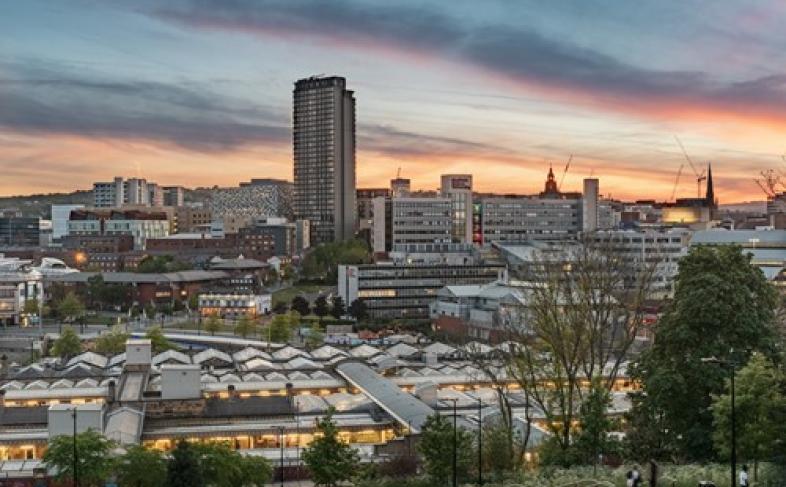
[293,76,356,246]
[238,218,299,258]
[0,257,44,326]
[175,206,212,234]
[440,174,473,244]
[338,262,505,320]
[93,177,150,207]
[478,196,582,244]
[51,204,84,241]
[372,197,452,254]
[0,216,41,248]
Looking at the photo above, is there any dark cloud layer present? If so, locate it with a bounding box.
[0,62,289,151]
[149,0,786,118]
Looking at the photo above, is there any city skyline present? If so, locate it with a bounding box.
[2,1,786,202]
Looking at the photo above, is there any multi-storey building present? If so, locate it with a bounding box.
[209,179,293,228]
[238,218,299,258]
[338,262,505,320]
[357,188,390,233]
[0,216,41,247]
[372,197,452,254]
[293,76,356,246]
[162,186,185,207]
[478,196,582,244]
[440,175,473,244]
[0,257,43,326]
[175,206,212,234]
[93,177,151,207]
[67,209,169,250]
[51,204,85,241]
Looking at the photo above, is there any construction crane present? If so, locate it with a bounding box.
[670,164,684,201]
[674,136,706,198]
[558,154,573,191]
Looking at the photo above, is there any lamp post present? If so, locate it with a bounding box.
[286,382,299,483]
[278,425,285,487]
[72,407,78,487]
[477,397,483,486]
[445,398,458,487]
[701,354,738,487]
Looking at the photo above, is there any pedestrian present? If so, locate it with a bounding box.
[740,465,749,487]
[626,470,634,487]
[632,466,642,487]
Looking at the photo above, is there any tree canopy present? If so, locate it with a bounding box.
[628,245,779,461]
[302,408,360,487]
[291,295,311,316]
[417,413,475,486]
[94,326,129,355]
[300,239,370,282]
[137,255,192,273]
[57,291,85,322]
[43,430,115,487]
[52,325,82,358]
[115,445,167,487]
[145,326,174,353]
[167,440,204,487]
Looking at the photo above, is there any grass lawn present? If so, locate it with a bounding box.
[272,283,331,306]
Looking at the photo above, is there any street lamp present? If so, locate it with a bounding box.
[72,407,79,487]
[701,354,738,487]
[278,425,286,487]
[477,397,483,486]
[445,398,458,487]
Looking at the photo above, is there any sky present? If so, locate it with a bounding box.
[1,0,785,202]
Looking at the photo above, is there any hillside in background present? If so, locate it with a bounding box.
[0,188,212,218]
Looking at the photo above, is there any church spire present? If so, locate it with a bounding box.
[705,163,715,207]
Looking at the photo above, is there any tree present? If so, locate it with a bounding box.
[86,274,107,310]
[505,236,658,460]
[302,408,359,487]
[57,291,84,323]
[144,302,157,320]
[52,325,82,358]
[166,440,204,487]
[313,296,329,318]
[272,301,289,314]
[234,315,256,338]
[330,296,346,320]
[291,295,311,316]
[43,430,115,487]
[305,322,324,350]
[204,314,223,336]
[629,245,778,462]
[572,377,617,468]
[300,239,371,283]
[115,445,167,487]
[712,353,786,480]
[482,420,524,481]
[22,297,39,316]
[417,413,474,486]
[193,442,272,487]
[94,326,129,355]
[268,313,292,343]
[137,255,192,273]
[145,326,173,353]
[348,299,367,321]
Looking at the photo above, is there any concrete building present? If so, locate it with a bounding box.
[440,174,473,244]
[175,206,212,234]
[582,178,599,232]
[94,177,159,208]
[293,76,356,246]
[51,204,84,241]
[338,262,505,320]
[372,197,452,254]
[162,186,185,207]
[238,218,299,257]
[356,188,389,233]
